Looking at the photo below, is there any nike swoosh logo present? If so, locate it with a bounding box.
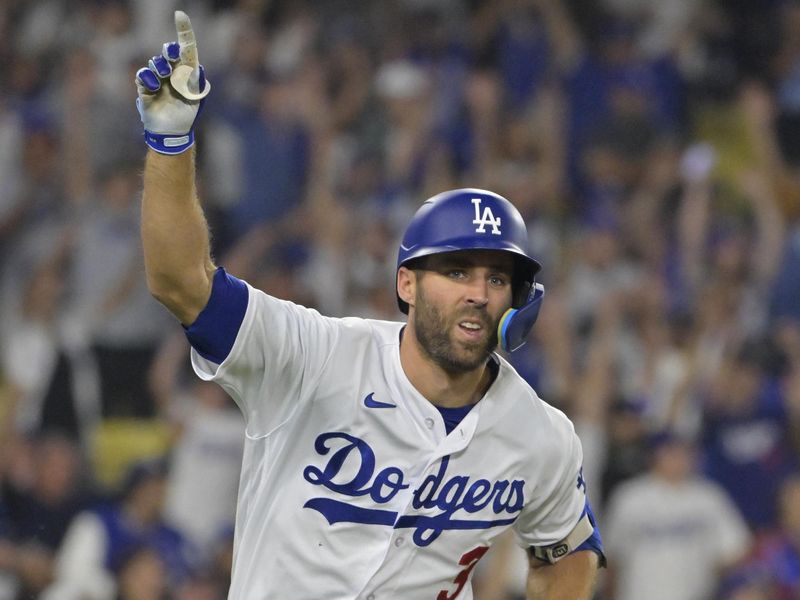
[400,243,417,251]
[364,393,396,409]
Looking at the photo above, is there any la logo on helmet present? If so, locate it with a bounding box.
[471,198,502,235]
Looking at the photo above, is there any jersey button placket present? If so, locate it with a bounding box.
[394,536,405,547]
[424,417,435,429]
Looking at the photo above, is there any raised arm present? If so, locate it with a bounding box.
[142,149,215,324]
[137,12,216,324]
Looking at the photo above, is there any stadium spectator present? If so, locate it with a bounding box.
[750,473,800,598]
[0,434,87,598]
[701,340,799,530]
[45,458,190,600]
[603,431,751,600]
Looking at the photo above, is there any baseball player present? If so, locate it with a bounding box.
[136,12,604,599]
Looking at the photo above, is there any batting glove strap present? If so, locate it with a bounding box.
[143,129,195,155]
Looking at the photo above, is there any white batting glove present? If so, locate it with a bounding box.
[135,11,211,155]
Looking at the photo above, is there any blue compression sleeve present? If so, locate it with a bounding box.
[574,500,606,566]
[183,268,248,364]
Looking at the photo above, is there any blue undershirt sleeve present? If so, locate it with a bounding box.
[574,500,606,567]
[183,267,248,364]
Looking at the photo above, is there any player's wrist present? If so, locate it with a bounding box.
[144,129,195,155]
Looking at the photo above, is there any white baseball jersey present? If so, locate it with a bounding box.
[190,281,592,599]
[604,474,751,600]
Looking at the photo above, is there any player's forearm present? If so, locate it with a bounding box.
[142,148,215,324]
[526,551,599,600]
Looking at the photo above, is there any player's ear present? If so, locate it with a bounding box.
[397,266,417,309]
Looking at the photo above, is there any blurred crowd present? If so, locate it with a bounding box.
[1,0,800,598]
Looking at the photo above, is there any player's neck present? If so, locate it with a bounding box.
[399,325,492,408]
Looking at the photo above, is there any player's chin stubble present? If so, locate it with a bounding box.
[413,288,499,374]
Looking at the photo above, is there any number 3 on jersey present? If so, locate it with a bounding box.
[437,546,490,600]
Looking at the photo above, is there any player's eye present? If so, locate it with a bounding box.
[489,275,509,287]
[447,269,468,280]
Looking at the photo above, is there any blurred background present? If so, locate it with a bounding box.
[1,0,800,598]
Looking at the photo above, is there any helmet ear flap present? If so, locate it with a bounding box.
[499,283,545,352]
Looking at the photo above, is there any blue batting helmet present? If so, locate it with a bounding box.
[396,188,545,351]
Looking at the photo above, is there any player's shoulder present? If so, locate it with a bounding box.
[244,286,405,363]
[337,316,404,344]
[491,355,578,445]
[494,356,573,423]
[247,286,401,336]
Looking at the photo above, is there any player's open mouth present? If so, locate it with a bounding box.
[458,320,485,339]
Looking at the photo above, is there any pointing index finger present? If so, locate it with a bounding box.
[174,10,198,67]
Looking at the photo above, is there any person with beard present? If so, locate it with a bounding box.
[134,12,604,599]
